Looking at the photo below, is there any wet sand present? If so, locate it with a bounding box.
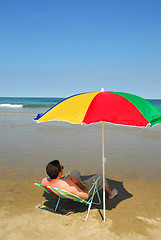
[0,113,161,239]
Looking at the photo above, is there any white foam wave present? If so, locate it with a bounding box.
[0,103,23,108]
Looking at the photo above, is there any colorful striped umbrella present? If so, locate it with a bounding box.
[34,90,161,221]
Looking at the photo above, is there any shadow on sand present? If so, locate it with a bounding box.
[38,175,133,218]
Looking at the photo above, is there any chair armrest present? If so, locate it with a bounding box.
[88,176,100,194]
[62,172,70,179]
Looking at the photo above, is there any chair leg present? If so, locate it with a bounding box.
[96,189,101,204]
[84,178,101,221]
[85,202,92,221]
[55,197,61,212]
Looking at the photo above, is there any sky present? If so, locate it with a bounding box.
[0,0,160,99]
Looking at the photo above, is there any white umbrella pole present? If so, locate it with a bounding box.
[102,121,106,222]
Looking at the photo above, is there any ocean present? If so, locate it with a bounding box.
[0,97,64,116]
[0,97,161,181]
[0,97,161,114]
[0,97,64,109]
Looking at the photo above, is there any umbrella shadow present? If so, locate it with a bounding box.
[102,178,133,210]
[39,175,133,216]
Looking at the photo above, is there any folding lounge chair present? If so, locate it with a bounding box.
[35,176,101,221]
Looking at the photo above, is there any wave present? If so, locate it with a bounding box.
[0,112,35,116]
[23,104,55,108]
[0,104,23,108]
[0,103,59,108]
[0,98,64,109]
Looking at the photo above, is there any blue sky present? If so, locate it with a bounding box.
[0,0,160,98]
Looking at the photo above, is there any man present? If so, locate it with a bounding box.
[41,160,118,200]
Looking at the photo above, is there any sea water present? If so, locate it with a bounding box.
[0,97,161,114]
[0,97,64,115]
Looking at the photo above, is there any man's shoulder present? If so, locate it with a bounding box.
[41,178,48,185]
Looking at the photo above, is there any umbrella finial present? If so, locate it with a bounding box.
[101,88,104,92]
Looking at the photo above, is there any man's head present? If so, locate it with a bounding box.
[46,160,64,179]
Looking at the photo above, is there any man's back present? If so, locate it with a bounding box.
[41,177,89,199]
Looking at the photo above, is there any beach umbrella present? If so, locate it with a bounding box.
[34,89,161,221]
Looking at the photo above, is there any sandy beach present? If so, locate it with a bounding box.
[0,112,161,239]
[1,0,161,237]
[1,0,161,236]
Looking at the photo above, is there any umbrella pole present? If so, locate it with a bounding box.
[102,121,106,222]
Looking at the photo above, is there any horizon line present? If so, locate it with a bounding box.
[0,96,160,100]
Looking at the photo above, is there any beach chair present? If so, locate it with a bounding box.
[34,176,101,221]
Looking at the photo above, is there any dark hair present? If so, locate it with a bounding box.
[46,160,61,179]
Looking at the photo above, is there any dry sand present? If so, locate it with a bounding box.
[0,169,161,240]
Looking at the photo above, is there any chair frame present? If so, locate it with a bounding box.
[35,174,101,221]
